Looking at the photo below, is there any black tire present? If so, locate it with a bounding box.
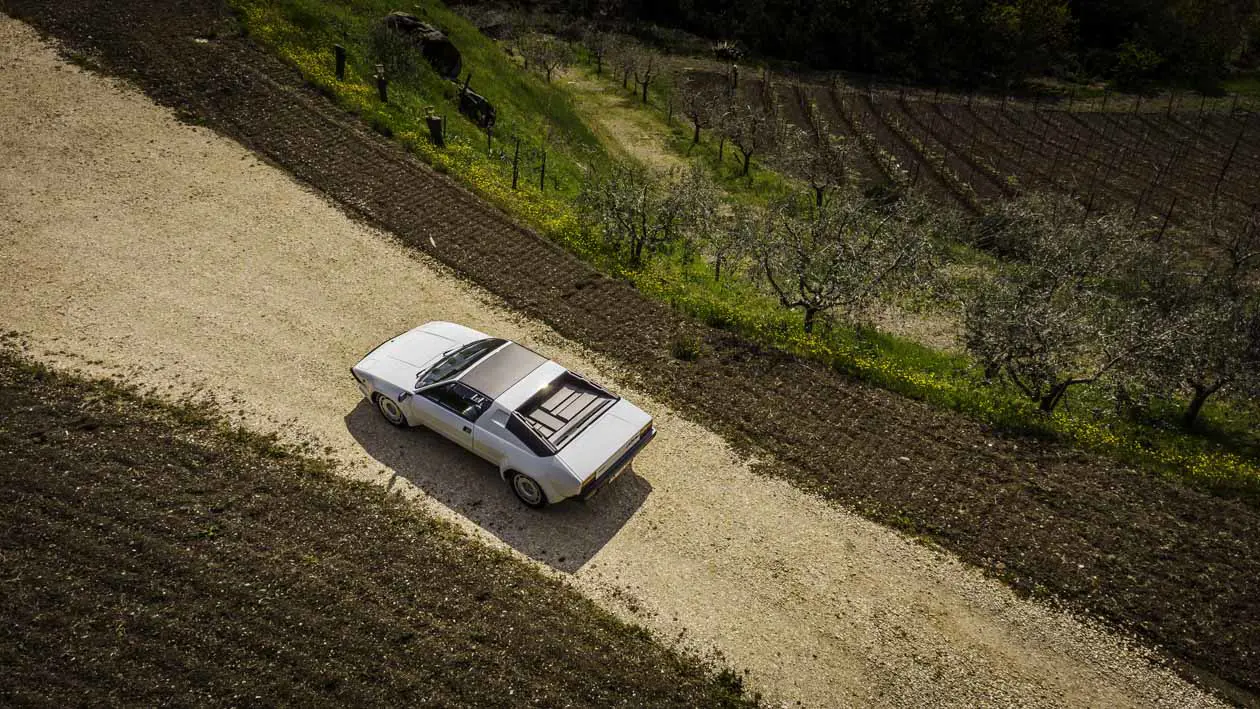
[374,393,407,427]
[509,471,548,508]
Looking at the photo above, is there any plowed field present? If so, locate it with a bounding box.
[3,1,1259,701]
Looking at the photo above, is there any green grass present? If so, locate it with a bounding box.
[229,0,1260,500]
[1222,71,1260,98]
[232,0,609,256]
[566,66,1260,499]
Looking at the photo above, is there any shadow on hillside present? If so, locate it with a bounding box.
[345,400,651,573]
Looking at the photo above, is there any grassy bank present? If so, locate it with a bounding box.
[0,349,757,707]
[229,0,1260,500]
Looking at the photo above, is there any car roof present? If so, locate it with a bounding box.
[458,341,548,399]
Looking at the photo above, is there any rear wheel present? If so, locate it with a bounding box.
[509,472,547,508]
[374,394,407,427]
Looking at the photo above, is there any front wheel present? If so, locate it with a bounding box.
[374,394,407,427]
[509,472,548,509]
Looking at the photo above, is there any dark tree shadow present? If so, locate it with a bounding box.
[345,400,651,572]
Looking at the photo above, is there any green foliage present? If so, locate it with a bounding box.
[232,0,604,248]
[552,0,1256,89]
[670,331,703,361]
[232,0,1260,498]
[1112,40,1166,90]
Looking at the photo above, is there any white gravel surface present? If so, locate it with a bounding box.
[0,16,1226,708]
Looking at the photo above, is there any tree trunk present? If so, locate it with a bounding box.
[717,136,726,162]
[1183,381,1224,428]
[641,80,649,104]
[539,151,546,192]
[741,151,751,176]
[692,121,701,146]
[595,54,602,75]
[814,186,825,207]
[713,256,722,281]
[803,306,818,333]
[1039,381,1071,413]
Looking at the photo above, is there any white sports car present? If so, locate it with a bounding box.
[351,321,656,507]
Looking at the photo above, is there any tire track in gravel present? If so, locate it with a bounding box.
[0,17,1231,708]
[3,2,1259,701]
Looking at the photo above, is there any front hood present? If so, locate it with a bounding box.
[355,323,483,391]
[556,399,653,480]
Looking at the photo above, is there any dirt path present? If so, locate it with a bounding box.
[563,69,690,174]
[0,18,1225,708]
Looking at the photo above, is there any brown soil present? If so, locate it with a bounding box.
[3,1,1259,702]
[0,353,754,708]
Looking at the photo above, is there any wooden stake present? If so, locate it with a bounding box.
[1214,127,1245,196]
[1157,197,1177,241]
[512,137,520,190]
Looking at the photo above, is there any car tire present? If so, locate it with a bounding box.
[374,394,407,427]
[509,472,548,508]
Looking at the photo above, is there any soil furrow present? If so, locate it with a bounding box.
[2,4,1258,701]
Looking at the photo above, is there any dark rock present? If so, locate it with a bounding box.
[457,85,496,128]
[383,12,462,80]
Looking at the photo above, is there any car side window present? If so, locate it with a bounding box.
[421,382,490,422]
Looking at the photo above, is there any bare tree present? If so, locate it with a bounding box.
[519,33,573,83]
[781,98,855,206]
[578,162,712,265]
[580,24,612,75]
[708,210,757,281]
[724,81,784,177]
[608,37,637,90]
[677,168,722,265]
[632,48,658,104]
[755,190,933,333]
[963,193,1171,413]
[678,75,724,149]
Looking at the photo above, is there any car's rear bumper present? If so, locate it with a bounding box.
[579,426,656,501]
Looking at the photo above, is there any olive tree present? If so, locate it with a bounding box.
[1126,204,1260,426]
[754,190,934,333]
[578,162,714,265]
[1139,285,1260,426]
[519,33,573,83]
[963,193,1171,413]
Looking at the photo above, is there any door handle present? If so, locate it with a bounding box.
[462,426,471,433]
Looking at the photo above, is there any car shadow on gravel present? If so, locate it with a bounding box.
[345,401,651,573]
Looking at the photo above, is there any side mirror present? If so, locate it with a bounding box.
[398,391,412,402]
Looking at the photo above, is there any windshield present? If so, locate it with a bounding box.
[417,338,506,388]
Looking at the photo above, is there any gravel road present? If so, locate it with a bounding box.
[0,17,1226,708]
